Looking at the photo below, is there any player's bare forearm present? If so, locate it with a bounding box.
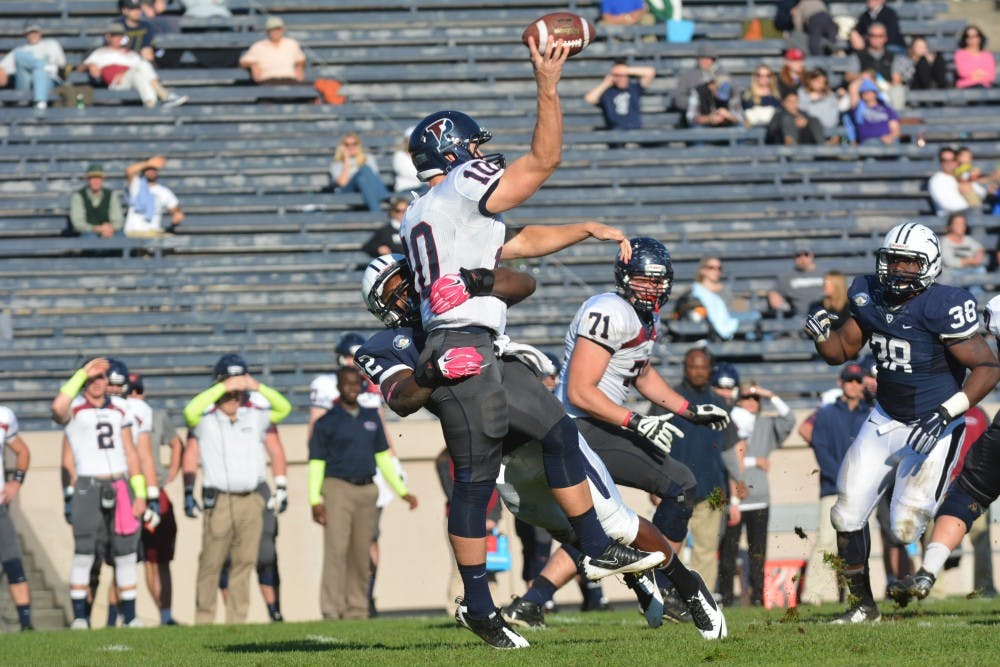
[167,436,183,482]
[635,367,690,414]
[123,431,141,478]
[381,370,433,418]
[137,433,157,488]
[493,267,535,305]
[569,382,633,426]
[264,430,289,477]
[500,222,624,259]
[181,436,200,477]
[815,318,865,365]
[10,436,29,471]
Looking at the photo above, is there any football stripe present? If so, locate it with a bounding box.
[535,19,549,50]
[581,18,591,47]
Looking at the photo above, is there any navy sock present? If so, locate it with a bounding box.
[267,602,282,620]
[458,563,494,618]
[17,604,31,629]
[523,575,557,606]
[662,554,699,599]
[120,599,136,624]
[567,507,612,558]
[654,568,672,591]
[160,608,173,625]
[71,597,88,621]
[106,604,119,627]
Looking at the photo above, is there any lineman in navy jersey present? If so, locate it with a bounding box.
[804,222,1000,624]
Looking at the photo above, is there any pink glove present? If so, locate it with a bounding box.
[438,346,484,379]
[429,274,470,314]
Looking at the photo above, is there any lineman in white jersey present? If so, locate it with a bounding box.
[0,406,34,631]
[401,35,663,649]
[51,357,149,629]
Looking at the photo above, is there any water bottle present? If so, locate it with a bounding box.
[75,93,85,110]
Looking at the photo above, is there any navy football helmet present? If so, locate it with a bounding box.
[876,222,941,298]
[408,110,505,182]
[213,353,248,383]
[615,237,673,312]
[106,358,130,393]
[361,253,421,327]
[336,332,366,359]
[710,361,740,390]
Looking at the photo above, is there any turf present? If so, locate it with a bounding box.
[5,597,1000,666]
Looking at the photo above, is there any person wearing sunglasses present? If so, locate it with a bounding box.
[329,132,391,212]
[955,25,995,89]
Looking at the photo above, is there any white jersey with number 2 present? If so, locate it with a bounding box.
[400,158,508,334]
[555,292,658,419]
[65,395,134,477]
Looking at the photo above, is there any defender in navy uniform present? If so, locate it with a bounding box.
[804,222,1000,623]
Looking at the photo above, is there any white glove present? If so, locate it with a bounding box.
[143,499,162,530]
[804,307,832,343]
[684,403,731,431]
[626,413,684,454]
[267,477,289,515]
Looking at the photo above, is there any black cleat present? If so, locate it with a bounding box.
[887,569,936,608]
[624,570,663,628]
[685,571,727,639]
[502,596,545,629]
[455,598,530,649]
[582,542,666,580]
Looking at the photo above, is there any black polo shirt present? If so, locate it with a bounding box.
[308,402,388,481]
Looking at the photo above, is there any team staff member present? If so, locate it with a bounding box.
[182,354,291,625]
[308,366,417,620]
[51,358,148,629]
[0,405,34,631]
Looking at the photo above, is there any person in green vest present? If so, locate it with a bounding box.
[68,163,124,238]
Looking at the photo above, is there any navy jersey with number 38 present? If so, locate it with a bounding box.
[849,275,978,423]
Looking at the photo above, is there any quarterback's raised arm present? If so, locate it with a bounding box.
[500,221,630,260]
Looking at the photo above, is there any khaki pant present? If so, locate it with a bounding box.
[686,499,725,592]
[195,492,264,624]
[321,478,378,620]
[801,495,839,605]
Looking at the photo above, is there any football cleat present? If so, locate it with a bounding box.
[126,618,144,628]
[624,570,664,628]
[502,596,545,629]
[887,569,936,608]
[455,598,530,649]
[70,618,90,630]
[685,570,727,639]
[582,542,666,581]
[830,600,881,624]
[662,586,692,624]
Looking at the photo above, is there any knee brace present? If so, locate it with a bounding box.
[540,416,586,489]
[71,553,96,587]
[2,558,26,584]
[114,553,138,589]
[257,562,279,588]
[448,479,495,538]
[652,496,694,543]
[936,480,987,532]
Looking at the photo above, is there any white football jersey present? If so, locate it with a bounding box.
[65,395,134,477]
[0,406,19,495]
[555,293,658,418]
[400,159,508,334]
[986,294,1000,338]
[310,374,383,411]
[126,397,153,441]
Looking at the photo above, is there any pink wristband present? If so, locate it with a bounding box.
[621,411,634,428]
[677,399,690,415]
[384,381,399,404]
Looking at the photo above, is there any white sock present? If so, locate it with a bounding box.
[921,542,951,577]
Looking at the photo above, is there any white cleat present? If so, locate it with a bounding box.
[685,571,727,640]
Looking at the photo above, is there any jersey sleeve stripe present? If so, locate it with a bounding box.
[376,364,411,385]
[578,335,616,355]
[941,324,980,339]
[477,178,502,218]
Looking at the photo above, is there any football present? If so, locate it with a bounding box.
[521,12,595,58]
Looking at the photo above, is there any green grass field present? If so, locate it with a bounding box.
[5,597,1000,666]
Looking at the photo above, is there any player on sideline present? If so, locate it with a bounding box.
[358,254,727,640]
[0,405,34,630]
[889,293,1000,605]
[803,222,1000,623]
[51,358,150,629]
[401,34,664,648]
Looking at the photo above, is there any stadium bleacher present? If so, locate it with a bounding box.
[1,0,997,430]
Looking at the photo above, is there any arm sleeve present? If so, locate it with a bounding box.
[256,383,292,424]
[374,449,409,497]
[308,459,326,506]
[183,383,227,427]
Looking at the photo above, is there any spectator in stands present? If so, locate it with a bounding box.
[717,381,794,607]
[939,213,987,285]
[845,22,907,111]
[847,78,900,145]
[850,0,905,55]
[956,146,1000,204]
[741,64,781,128]
[673,43,727,119]
[954,25,995,89]
[79,24,186,109]
[928,146,982,216]
[907,36,949,90]
[710,361,740,407]
[239,16,306,85]
[799,363,871,605]
[790,0,838,56]
[583,59,656,130]
[182,0,231,18]
[362,196,407,258]
[690,257,761,341]
[807,270,851,331]
[329,132,390,212]
[598,0,650,25]
[392,126,423,194]
[8,23,65,110]
[119,0,157,63]
[765,90,824,145]
[776,48,806,98]
[124,156,184,236]
[141,0,180,36]
[767,241,823,318]
[69,163,124,238]
[797,68,842,139]
[687,74,740,128]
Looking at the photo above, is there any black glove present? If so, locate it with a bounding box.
[906,406,953,455]
[64,488,74,525]
[184,485,201,518]
[458,268,495,296]
[682,404,731,431]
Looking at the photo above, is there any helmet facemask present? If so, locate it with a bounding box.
[876,248,931,298]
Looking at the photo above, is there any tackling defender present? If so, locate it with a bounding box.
[803,222,1000,623]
